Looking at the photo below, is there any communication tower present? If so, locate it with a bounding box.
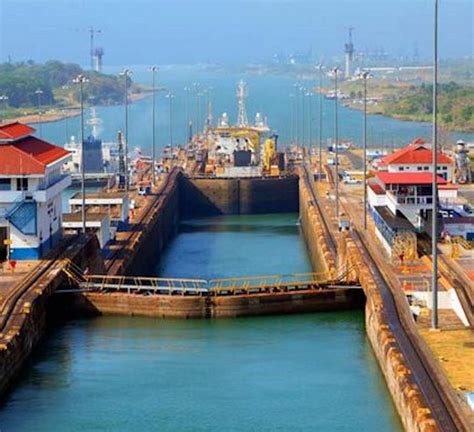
[93,47,104,72]
[344,27,355,79]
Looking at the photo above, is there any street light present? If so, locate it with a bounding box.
[359,70,372,230]
[333,66,340,224]
[432,0,439,329]
[193,82,200,133]
[300,86,305,153]
[316,64,324,180]
[119,68,132,192]
[35,89,44,138]
[306,91,313,155]
[293,83,299,145]
[149,65,159,187]
[72,74,89,234]
[0,95,9,124]
[184,86,191,140]
[165,92,175,147]
[289,93,295,143]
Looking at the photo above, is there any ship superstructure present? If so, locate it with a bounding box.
[196,81,283,178]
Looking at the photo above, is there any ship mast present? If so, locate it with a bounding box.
[236,80,248,127]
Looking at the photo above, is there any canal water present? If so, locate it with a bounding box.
[38,65,474,153]
[0,214,402,431]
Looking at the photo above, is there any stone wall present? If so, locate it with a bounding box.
[298,176,336,275]
[124,174,180,276]
[344,234,439,432]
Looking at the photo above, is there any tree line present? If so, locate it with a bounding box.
[0,60,131,108]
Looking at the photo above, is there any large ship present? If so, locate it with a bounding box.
[190,80,284,177]
[63,107,120,175]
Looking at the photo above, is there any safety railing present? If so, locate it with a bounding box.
[61,261,358,297]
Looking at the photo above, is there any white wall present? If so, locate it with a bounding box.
[387,163,453,181]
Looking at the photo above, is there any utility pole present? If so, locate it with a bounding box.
[307,91,313,154]
[166,92,175,146]
[184,86,190,141]
[150,66,158,186]
[300,86,305,154]
[73,74,89,234]
[360,71,372,231]
[35,89,43,138]
[120,68,132,192]
[333,67,340,224]
[317,64,324,180]
[294,83,299,145]
[289,94,294,143]
[431,0,439,329]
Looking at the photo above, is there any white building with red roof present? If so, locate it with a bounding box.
[0,122,71,260]
[375,138,454,181]
[368,170,450,255]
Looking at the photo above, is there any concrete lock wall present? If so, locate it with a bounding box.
[68,288,365,319]
[124,175,180,276]
[179,175,299,217]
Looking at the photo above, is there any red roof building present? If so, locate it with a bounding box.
[379,144,453,166]
[375,172,447,186]
[0,122,36,142]
[0,122,70,176]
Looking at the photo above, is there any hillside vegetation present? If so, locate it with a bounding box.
[0,60,138,113]
[382,82,474,132]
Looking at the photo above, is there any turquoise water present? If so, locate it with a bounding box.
[37,65,473,153]
[0,314,402,432]
[0,214,402,431]
[156,214,312,279]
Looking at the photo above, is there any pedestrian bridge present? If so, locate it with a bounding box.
[60,260,361,297]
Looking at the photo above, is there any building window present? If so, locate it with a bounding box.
[16,178,28,191]
[0,179,10,191]
[424,166,429,171]
[399,167,404,171]
[417,166,422,171]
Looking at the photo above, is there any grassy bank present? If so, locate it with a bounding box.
[337,79,474,133]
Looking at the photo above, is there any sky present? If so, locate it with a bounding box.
[0,0,472,66]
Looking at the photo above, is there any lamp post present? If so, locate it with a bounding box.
[289,94,295,143]
[119,68,132,192]
[300,86,305,155]
[72,74,89,234]
[166,92,175,147]
[316,64,324,180]
[184,86,190,140]
[0,95,9,124]
[193,82,200,133]
[34,89,44,138]
[333,66,340,224]
[293,83,299,145]
[431,0,439,329]
[306,91,313,156]
[150,66,158,187]
[359,71,372,230]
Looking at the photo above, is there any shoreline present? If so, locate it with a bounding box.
[342,100,474,134]
[317,82,474,135]
[6,91,152,126]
